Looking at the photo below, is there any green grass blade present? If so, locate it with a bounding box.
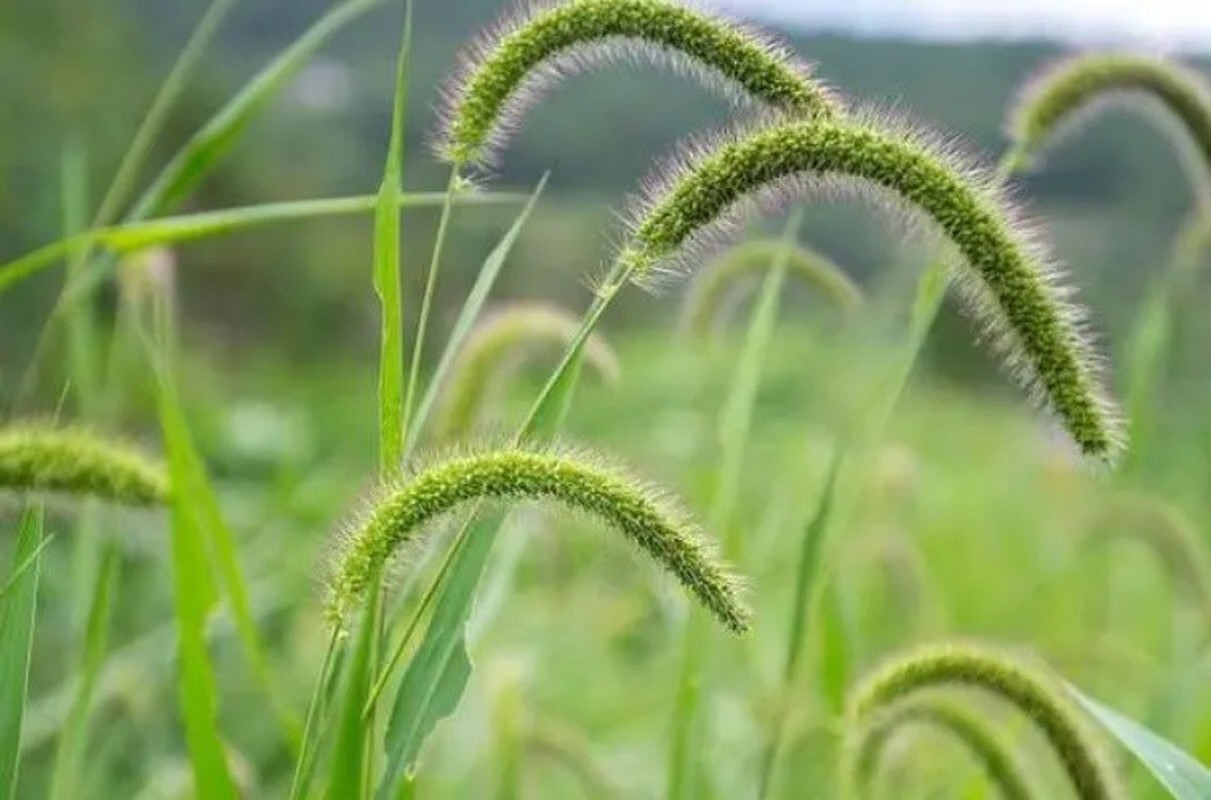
[372,0,413,475]
[0,192,525,296]
[48,544,118,800]
[326,586,382,799]
[406,175,548,456]
[128,0,381,221]
[1068,685,1211,799]
[0,505,44,800]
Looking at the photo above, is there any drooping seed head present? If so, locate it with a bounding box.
[437,0,839,168]
[621,112,1123,463]
[435,303,620,440]
[1081,493,1211,620]
[326,443,749,633]
[846,694,1036,799]
[680,237,862,336]
[1007,53,1211,187]
[0,422,169,506]
[849,642,1123,800]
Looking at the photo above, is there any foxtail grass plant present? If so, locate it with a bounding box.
[846,694,1036,799]
[848,643,1123,800]
[434,303,620,440]
[1007,52,1211,466]
[620,113,1121,460]
[0,423,168,506]
[325,444,749,634]
[680,237,862,337]
[436,0,839,170]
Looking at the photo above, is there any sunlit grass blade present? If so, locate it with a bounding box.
[128,0,382,221]
[372,0,414,475]
[406,176,548,455]
[1068,684,1211,799]
[0,505,44,800]
[0,192,526,296]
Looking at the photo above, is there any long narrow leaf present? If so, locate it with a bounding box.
[0,506,44,800]
[128,0,382,221]
[1069,685,1211,799]
[0,192,523,296]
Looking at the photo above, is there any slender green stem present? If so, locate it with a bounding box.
[289,627,342,800]
[401,169,460,453]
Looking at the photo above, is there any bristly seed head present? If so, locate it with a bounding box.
[325,443,750,634]
[437,0,839,169]
[1007,52,1211,187]
[680,237,862,336]
[621,113,1124,463]
[435,303,620,440]
[849,642,1124,800]
[0,421,169,506]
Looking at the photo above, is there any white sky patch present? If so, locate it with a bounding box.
[714,0,1211,53]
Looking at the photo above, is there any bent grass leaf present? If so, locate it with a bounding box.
[1069,684,1211,799]
[0,506,43,800]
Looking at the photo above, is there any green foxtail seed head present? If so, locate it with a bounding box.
[435,303,620,440]
[1007,53,1211,186]
[848,642,1123,800]
[680,237,862,336]
[436,0,839,168]
[847,694,1036,799]
[326,443,749,633]
[621,112,1123,462]
[1081,493,1211,620]
[0,422,168,506]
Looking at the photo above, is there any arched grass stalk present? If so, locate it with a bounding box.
[435,304,620,440]
[1007,53,1211,189]
[680,237,862,336]
[1081,494,1211,624]
[325,444,749,634]
[849,643,1123,800]
[0,423,168,506]
[622,113,1122,461]
[846,694,1036,799]
[437,0,839,169]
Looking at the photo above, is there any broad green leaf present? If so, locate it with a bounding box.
[406,175,548,456]
[0,506,43,800]
[1068,685,1211,799]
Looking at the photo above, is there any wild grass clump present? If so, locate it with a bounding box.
[0,422,168,506]
[621,112,1123,461]
[680,237,862,336]
[847,642,1123,799]
[1007,53,1211,182]
[436,0,839,168]
[325,443,749,633]
[435,303,620,440]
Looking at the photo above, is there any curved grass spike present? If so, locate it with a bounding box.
[621,114,1123,461]
[847,695,1036,799]
[849,643,1123,800]
[437,0,839,168]
[1081,493,1211,618]
[680,237,862,336]
[435,304,620,440]
[326,444,749,633]
[1007,53,1211,183]
[0,422,168,506]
